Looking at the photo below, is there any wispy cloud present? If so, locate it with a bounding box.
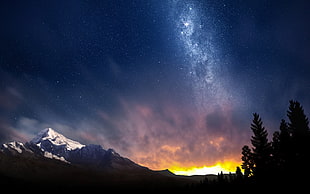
[93,98,248,170]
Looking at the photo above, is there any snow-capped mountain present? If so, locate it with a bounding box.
[28,128,86,162]
[1,128,147,172]
[0,128,197,190]
[31,128,85,151]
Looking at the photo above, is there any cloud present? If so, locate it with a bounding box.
[0,81,248,170]
[94,98,248,170]
[205,107,227,135]
[0,117,32,144]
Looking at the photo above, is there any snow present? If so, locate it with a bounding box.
[3,141,24,153]
[31,128,85,151]
[44,151,69,163]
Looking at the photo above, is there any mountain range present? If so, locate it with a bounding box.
[0,128,202,191]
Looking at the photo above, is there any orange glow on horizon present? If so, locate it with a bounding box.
[169,161,241,176]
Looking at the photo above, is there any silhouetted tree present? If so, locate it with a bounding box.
[250,113,272,179]
[287,100,310,155]
[279,119,291,151]
[239,100,309,188]
[287,100,310,175]
[272,131,281,168]
[241,145,253,178]
[217,171,225,184]
[272,131,280,152]
[235,166,243,180]
[269,119,294,184]
[278,120,292,169]
[288,100,310,137]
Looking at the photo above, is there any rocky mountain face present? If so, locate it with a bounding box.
[1,128,148,172]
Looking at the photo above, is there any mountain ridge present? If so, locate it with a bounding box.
[0,128,201,191]
[1,128,149,172]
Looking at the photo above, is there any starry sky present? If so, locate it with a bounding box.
[0,0,310,171]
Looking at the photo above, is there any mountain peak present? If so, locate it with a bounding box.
[31,128,85,151]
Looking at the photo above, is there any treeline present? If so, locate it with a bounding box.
[241,100,310,185]
[196,100,309,191]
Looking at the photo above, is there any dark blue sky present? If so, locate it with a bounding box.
[0,0,309,170]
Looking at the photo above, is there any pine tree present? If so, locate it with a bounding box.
[278,119,292,167]
[250,113,272,179]
[241,145,253,178]
[235,166,243,181]
[279,119,290,148]
[271,119,293,181]
[287,100,310,170]
[287,100,309,138]
[272,131,281,167]
[217,171,224,184]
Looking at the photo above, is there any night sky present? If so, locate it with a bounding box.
[1,0,309,172]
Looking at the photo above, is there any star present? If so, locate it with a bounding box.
[183,21,190,27]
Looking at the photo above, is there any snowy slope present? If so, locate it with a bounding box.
[31,128,85,151]
[28,128,147,171]
[1,141,31,154]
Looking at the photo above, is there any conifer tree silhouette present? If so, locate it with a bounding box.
[278,119,292,169]
[250,113,271,179]
[241,145,253,178]
[239,100,309,187]
[235,166,243,181]
[287,100,310,174]
[272,131,281,167]
[287,100,309,137]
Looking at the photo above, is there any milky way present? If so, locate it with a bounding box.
[171,0,237,112]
